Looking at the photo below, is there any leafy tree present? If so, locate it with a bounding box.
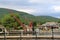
[1,13,22,30]
[40,21,46,25]
[57,19,60,23]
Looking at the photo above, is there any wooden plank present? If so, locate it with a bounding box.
[0,36,60,39]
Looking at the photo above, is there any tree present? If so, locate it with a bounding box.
[40,21,46,25]
[1,13,21,30]
[58,19,60,23]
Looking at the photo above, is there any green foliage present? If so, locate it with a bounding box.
[33,21,37,26]
[1,13,21,30]
[57,19,60,23]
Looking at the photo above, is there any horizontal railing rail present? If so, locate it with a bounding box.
[0,30,60,40]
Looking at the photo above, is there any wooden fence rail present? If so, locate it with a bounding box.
[0,31,60,40]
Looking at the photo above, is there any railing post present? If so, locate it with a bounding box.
[35,31,37,40]
[20,32,21,40]
[4,28,6,40]
[52,27,54,40]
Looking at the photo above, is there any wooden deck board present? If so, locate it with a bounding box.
[0,35,60,39]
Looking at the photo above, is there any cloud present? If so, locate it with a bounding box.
[28,0,60,4]
[15,8,36,14]
[52,6,60,12]
[0,4,36,14]
[0,0,60,18]
[28,0,40,3]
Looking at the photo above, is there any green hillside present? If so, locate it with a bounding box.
[0,8,60,24]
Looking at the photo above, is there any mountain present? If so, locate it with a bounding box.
[0,8,35,18]
[0,8,59,24]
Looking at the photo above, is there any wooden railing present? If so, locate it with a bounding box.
[0,30,60,40]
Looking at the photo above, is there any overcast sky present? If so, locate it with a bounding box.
[0,0,60,18]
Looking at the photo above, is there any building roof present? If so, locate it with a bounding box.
[41,22,59,27]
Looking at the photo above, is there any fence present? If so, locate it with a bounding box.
[0,29,60,40]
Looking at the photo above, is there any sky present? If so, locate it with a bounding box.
[0,0,60,18]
